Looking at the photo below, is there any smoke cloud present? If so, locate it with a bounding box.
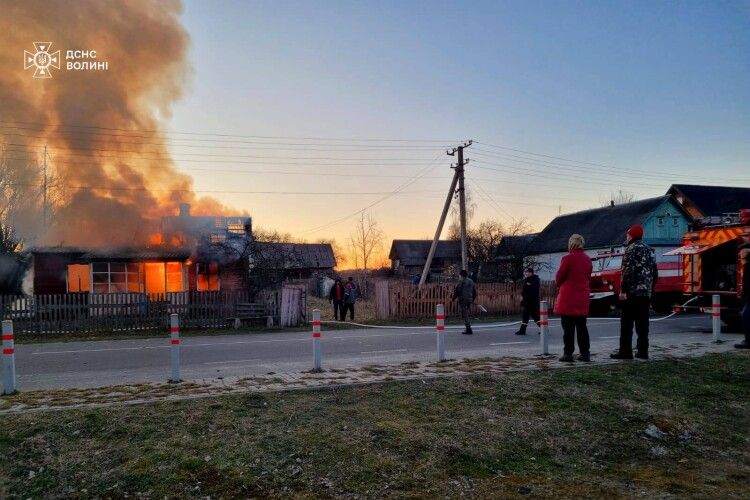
[0,0,234,247]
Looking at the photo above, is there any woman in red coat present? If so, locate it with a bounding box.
[555,234,593,362]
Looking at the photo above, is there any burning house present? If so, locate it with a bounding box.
[27,204,252,295]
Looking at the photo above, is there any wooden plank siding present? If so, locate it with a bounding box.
[376,281,557,319]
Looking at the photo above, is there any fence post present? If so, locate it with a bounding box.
[2,320,16,395]
[712,294,722,343]
[169,313,181,383]
[436,303,446,362]
[539,301,549,355]
[312,309,322,371]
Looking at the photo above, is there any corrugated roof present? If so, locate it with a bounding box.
[494,234,538,258]
[528,196,680,254]
[388,240,461,264]
[254,242,336,269]
[669,184,750,217]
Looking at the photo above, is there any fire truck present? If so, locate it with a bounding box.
[664,209,750,329]
[589,250,684,315]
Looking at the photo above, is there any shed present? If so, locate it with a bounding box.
[388,240,461,278]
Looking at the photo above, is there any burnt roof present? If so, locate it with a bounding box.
[528,196,684,254]
[30,246,191,261]
[389,240,461,265]
[253,242,336,269]
[668,184,750,217]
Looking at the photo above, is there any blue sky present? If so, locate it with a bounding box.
[167,0,750,249]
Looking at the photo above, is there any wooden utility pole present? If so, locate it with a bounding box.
[418,140,472,286]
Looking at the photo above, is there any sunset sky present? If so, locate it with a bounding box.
[6,0,749,260]
[166,0,750,252]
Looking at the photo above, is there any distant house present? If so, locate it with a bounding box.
[250,242,336,280]
[527,196,692,280]
[388,240,461,278]
[668,184,750,220]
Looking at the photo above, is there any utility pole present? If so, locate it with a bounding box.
[418,140,472,286]
[452,142,471,272]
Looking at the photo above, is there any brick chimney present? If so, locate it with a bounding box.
[179,203,191,217]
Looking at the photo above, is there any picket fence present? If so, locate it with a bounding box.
[375,281,557,319]
[0,291,257,335]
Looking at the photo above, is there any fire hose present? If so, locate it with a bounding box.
[318,296,703,330]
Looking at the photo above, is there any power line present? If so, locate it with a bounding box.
[0,121,457,143]
[299,154,446,235]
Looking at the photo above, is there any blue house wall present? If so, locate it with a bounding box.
[642,198,691,246]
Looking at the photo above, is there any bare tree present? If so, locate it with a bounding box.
[601,189,635,207]
[447,187,477,240]
[467,219,505,281]
[348,212,384,271]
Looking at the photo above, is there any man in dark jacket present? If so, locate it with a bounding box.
[453,270,477,335]
[611,224,658,360]
[328,278,345,321]
[342,277,358,321]
[515,267,540,335]
[735,245,750,349]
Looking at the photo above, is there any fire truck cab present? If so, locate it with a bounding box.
[589,250,683,315]
[665,210,750,329]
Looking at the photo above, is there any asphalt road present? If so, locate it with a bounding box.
[14,314,728,390]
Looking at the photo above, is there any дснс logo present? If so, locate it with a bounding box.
[24,42,60,78]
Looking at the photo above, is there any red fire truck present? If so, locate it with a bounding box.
[664,210,750,329]
[589,250,684,315]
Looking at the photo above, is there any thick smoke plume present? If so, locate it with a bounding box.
[0,0,232,247]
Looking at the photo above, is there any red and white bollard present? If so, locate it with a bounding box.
[712,294,722,343]
[312,309,322,371]
[169,313,181,383]
[436,303,446,362]
[2,320,16,395]
[539,301,549,355]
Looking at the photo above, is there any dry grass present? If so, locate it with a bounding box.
[0,353,748,498]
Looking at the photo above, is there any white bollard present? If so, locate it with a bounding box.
[436,304,446,362]
[169,314,181,383]
[312,309,322,371]
[712,294,722,343]
[539,301,549,355]
[2,320,16,395]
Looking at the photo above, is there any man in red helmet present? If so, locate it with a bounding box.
[611,224,658,360]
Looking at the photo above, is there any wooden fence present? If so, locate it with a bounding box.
[0,291,255,335]
[375,281,557,319]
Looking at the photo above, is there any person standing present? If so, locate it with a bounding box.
[735,245,750,349]
[555,234,593,362]
[453,270,477,335]
[515,267,541,335]
[611,224,658,360]
[328,278,345,321]
[342,276,358,321]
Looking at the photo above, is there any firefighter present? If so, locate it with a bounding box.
[453,270,477,335]
[611,224,658,360]
[735,244,750,349]
[515,267,540,335]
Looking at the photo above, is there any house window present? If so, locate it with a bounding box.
[197,262,220,291]
[90,262,144,293]
[227,221,245,235]
[166,262,184,292]
[657,217,664,226]
[67,264,91,292]
[210,233,226,243]
[672,217,679,226]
